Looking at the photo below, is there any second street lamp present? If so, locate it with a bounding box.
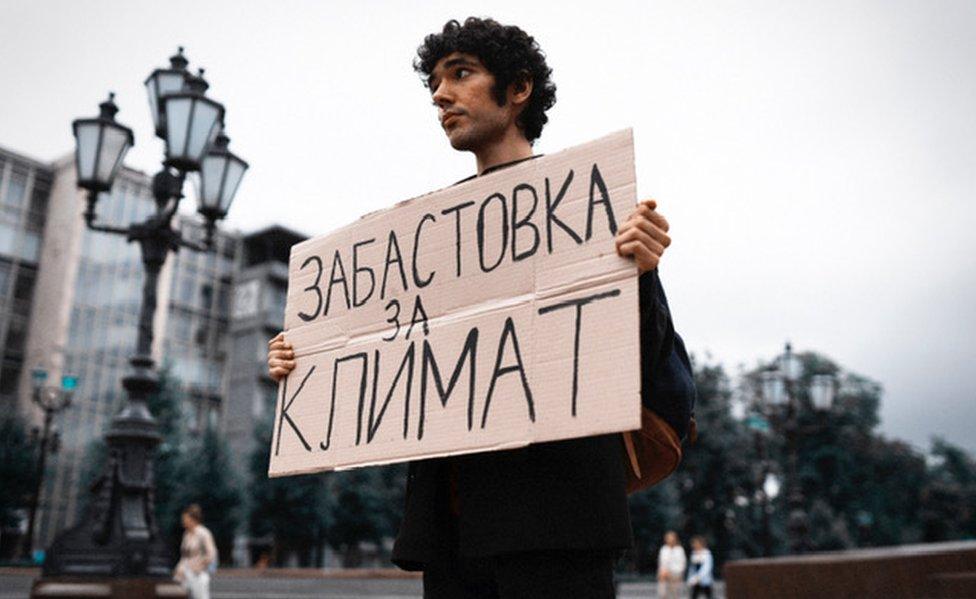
[754,342,836,556]
[20,369,77,562]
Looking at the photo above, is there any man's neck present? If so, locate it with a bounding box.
[474,127,533,175]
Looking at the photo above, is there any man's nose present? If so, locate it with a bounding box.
[431,81,453,108]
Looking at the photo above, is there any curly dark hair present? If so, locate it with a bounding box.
[415,17,557,143]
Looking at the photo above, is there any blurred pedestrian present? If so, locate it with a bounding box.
[656,531,686,599]
[686,536,714,599]
[173,504,217,599]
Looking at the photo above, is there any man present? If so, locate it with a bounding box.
[268,17,695,598]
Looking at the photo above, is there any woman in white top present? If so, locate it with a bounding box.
[173,504,217,599]
[686,535,714,599]
[656,530,686,599]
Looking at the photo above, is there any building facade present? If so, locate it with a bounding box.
[224,226,303,479]
[0,146,51,414]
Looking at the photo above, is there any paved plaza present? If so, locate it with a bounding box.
[0,569,725,599]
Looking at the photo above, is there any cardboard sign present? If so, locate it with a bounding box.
[269,129,641,477]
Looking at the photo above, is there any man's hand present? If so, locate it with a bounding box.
[268,332,296,382]
[615,199,671,274]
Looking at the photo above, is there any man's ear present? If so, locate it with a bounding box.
[508,72,533,107]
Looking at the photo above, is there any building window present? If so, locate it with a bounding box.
[0,260,10,297]
[2,168,27,208]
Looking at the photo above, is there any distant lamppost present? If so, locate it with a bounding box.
[20,369,77,561]
[38,47,247,583]
[754,342,836,555]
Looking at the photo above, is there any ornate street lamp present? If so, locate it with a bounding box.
[37,48,247,592]
[755,341,836,556]
[20,369,77,562]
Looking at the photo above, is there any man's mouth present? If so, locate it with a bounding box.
[441,111,464,127]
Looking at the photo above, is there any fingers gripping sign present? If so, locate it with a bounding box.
[268,332,296,382]
[615,199,671,274]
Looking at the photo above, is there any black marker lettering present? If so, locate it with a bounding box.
[320,353,368,451]
[419,328,478,438]
[545,170,582,253]
[275,366,315,455]
[538,289,621,416]
[412,213,436,288]
[511,183,540,262]
[382,299,401,342]
[324,249,351,316]
[366,343,416,443]
[352,238,376,308]
[481,317,534,428]
[477,192,509,273]
[380,230,409,299]
[586,163,618,239]
[441,200,475,277]
[406,295,430,340]
[297,255,324,322]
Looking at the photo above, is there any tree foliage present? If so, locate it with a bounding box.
[0,416,39,530]
[248,417,330,566]
[170,427,242,564]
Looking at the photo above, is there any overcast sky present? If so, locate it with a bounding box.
[3,0,974,452]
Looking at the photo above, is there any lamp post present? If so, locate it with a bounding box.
[755,342,835,555]
[38,48,247,583]
[20,370,77,562]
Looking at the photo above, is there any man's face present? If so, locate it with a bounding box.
[428,52,511,152]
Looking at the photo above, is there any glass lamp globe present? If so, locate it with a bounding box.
[72,93,134,193]
[197,132,248,222]
[761,370,787,407]
[161,69,225,172]
[144,47,190,139]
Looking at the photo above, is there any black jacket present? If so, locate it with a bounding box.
[392,270,695,570]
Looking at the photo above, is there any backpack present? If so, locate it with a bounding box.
[622,409,696,494]
[622,271,697,494]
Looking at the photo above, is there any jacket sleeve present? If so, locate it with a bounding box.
[638,269,696,440]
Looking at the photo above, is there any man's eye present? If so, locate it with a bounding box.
[456,68,471,79]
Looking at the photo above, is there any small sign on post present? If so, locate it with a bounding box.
[269,130,641,477]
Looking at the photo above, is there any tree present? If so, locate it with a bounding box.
[0,416,39,558]
[627,479,683,573]
[920,437,976,542]
[170,427,242,564]
[248,417,329,566]
[675,358,761,567]
[147,364,189,542]
[327,465,405,567]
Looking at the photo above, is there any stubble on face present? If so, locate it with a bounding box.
[443,103,508,152]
